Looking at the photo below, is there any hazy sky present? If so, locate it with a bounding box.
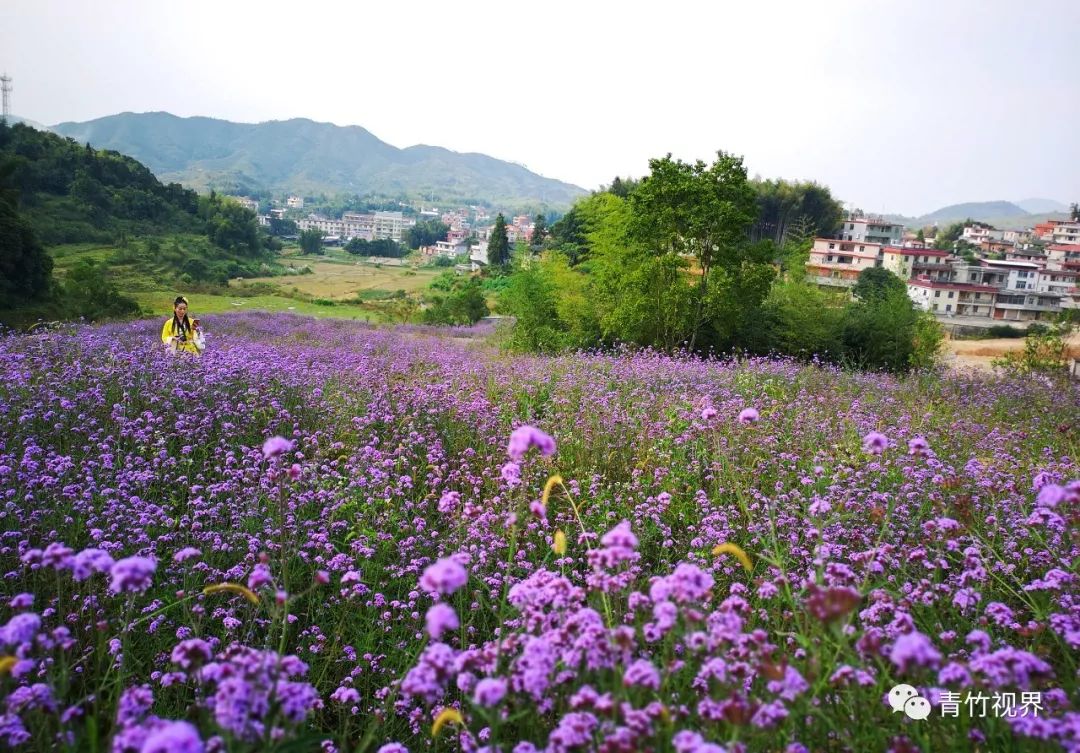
[2,0,1078,215]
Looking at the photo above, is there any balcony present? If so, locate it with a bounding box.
[994,301,1061,312]
[809,275,856,288]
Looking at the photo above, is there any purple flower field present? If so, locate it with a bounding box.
[1,312,1077,752]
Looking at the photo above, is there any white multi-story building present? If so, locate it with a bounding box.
[434,239,469,257]
[1051,221,1080,245]
[287,196,305,209]
[372,211,416,242]
[907,278,998,318]
[1037,268,1080,299]
[838,215,904,245]
[979,259,1042,291]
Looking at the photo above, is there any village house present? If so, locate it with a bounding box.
[907,278,998,317]
[838,215,903,245]
[806,238,883,287]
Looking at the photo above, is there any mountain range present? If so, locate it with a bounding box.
[46,112,587,209]
[886,200,1071,231]
[15,112,1074,226]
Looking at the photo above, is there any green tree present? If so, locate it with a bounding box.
[754,278,845,359]
[268,217,298,236]
[299,228,324,255]
[852,266,907,303]
[1071,202,1079,222]
[62,259,140,321]
[549,206,588,265]
[839,288,935,373]
[423,277,489,325]
[406,220,449,249]
[488,213,510,266]
[0,159,53,302]
[749,178,844,245]
[935,221,967,250]
[531,214,547,249]
[628,151,759,350]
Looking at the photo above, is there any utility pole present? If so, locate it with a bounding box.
[0,73,11,121]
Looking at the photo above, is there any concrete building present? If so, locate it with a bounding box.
[1047,244,1080,269]
[1051,221,1080,245]
[839,215,904,245]
[806,238,882,287]
[372,211,416,243]
[231,196,259,213]
[907,278,998,317]
[908,248,955,281]
[287,196,305,209]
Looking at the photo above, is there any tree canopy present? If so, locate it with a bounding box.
[488,214,510,266]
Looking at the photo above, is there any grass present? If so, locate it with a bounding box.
[240,260,440,301]
[39,240,448,325]
[130,291,380,321]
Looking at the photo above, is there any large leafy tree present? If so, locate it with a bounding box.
[627,151,759,350]
[299,228,324,255]
[406,220,449,250]
[488,213,510,266]
[749,178,844,245]
[852,266,907,303]
[0,158,53,302]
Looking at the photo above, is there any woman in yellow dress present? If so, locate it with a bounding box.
[161,296,205,356]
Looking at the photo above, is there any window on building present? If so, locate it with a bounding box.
[934,291,940,297]
[947,291,954,298]
[946,305,952,312]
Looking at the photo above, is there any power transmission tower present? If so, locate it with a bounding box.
[0,74,11,121]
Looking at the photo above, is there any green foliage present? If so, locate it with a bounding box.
[0,159,53,302]
[531,213,547,248]
[548,205,588,265]
[488,214,510,266]
[935,221,967,249]
[0,121,204,245]
[344,237,404,258]
[754,278,844,359]
[421,276,489,325]
[839,289,939,373]
[749,177,844,246]
[851,266,907,303]
[498,154,936,372]
[406,220,449,249]
[499,257,575,352]
[268,217,298,237]
[985,324,1028,338]
[606,176,639,198]
[61,259,141,321]
[627,151,760,350]
[299,228,324,255]
[992,317,1076,375]
[198,192,262,255]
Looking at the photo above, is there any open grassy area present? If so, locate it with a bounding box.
[38,241,448,324]
[240,259,440,300]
